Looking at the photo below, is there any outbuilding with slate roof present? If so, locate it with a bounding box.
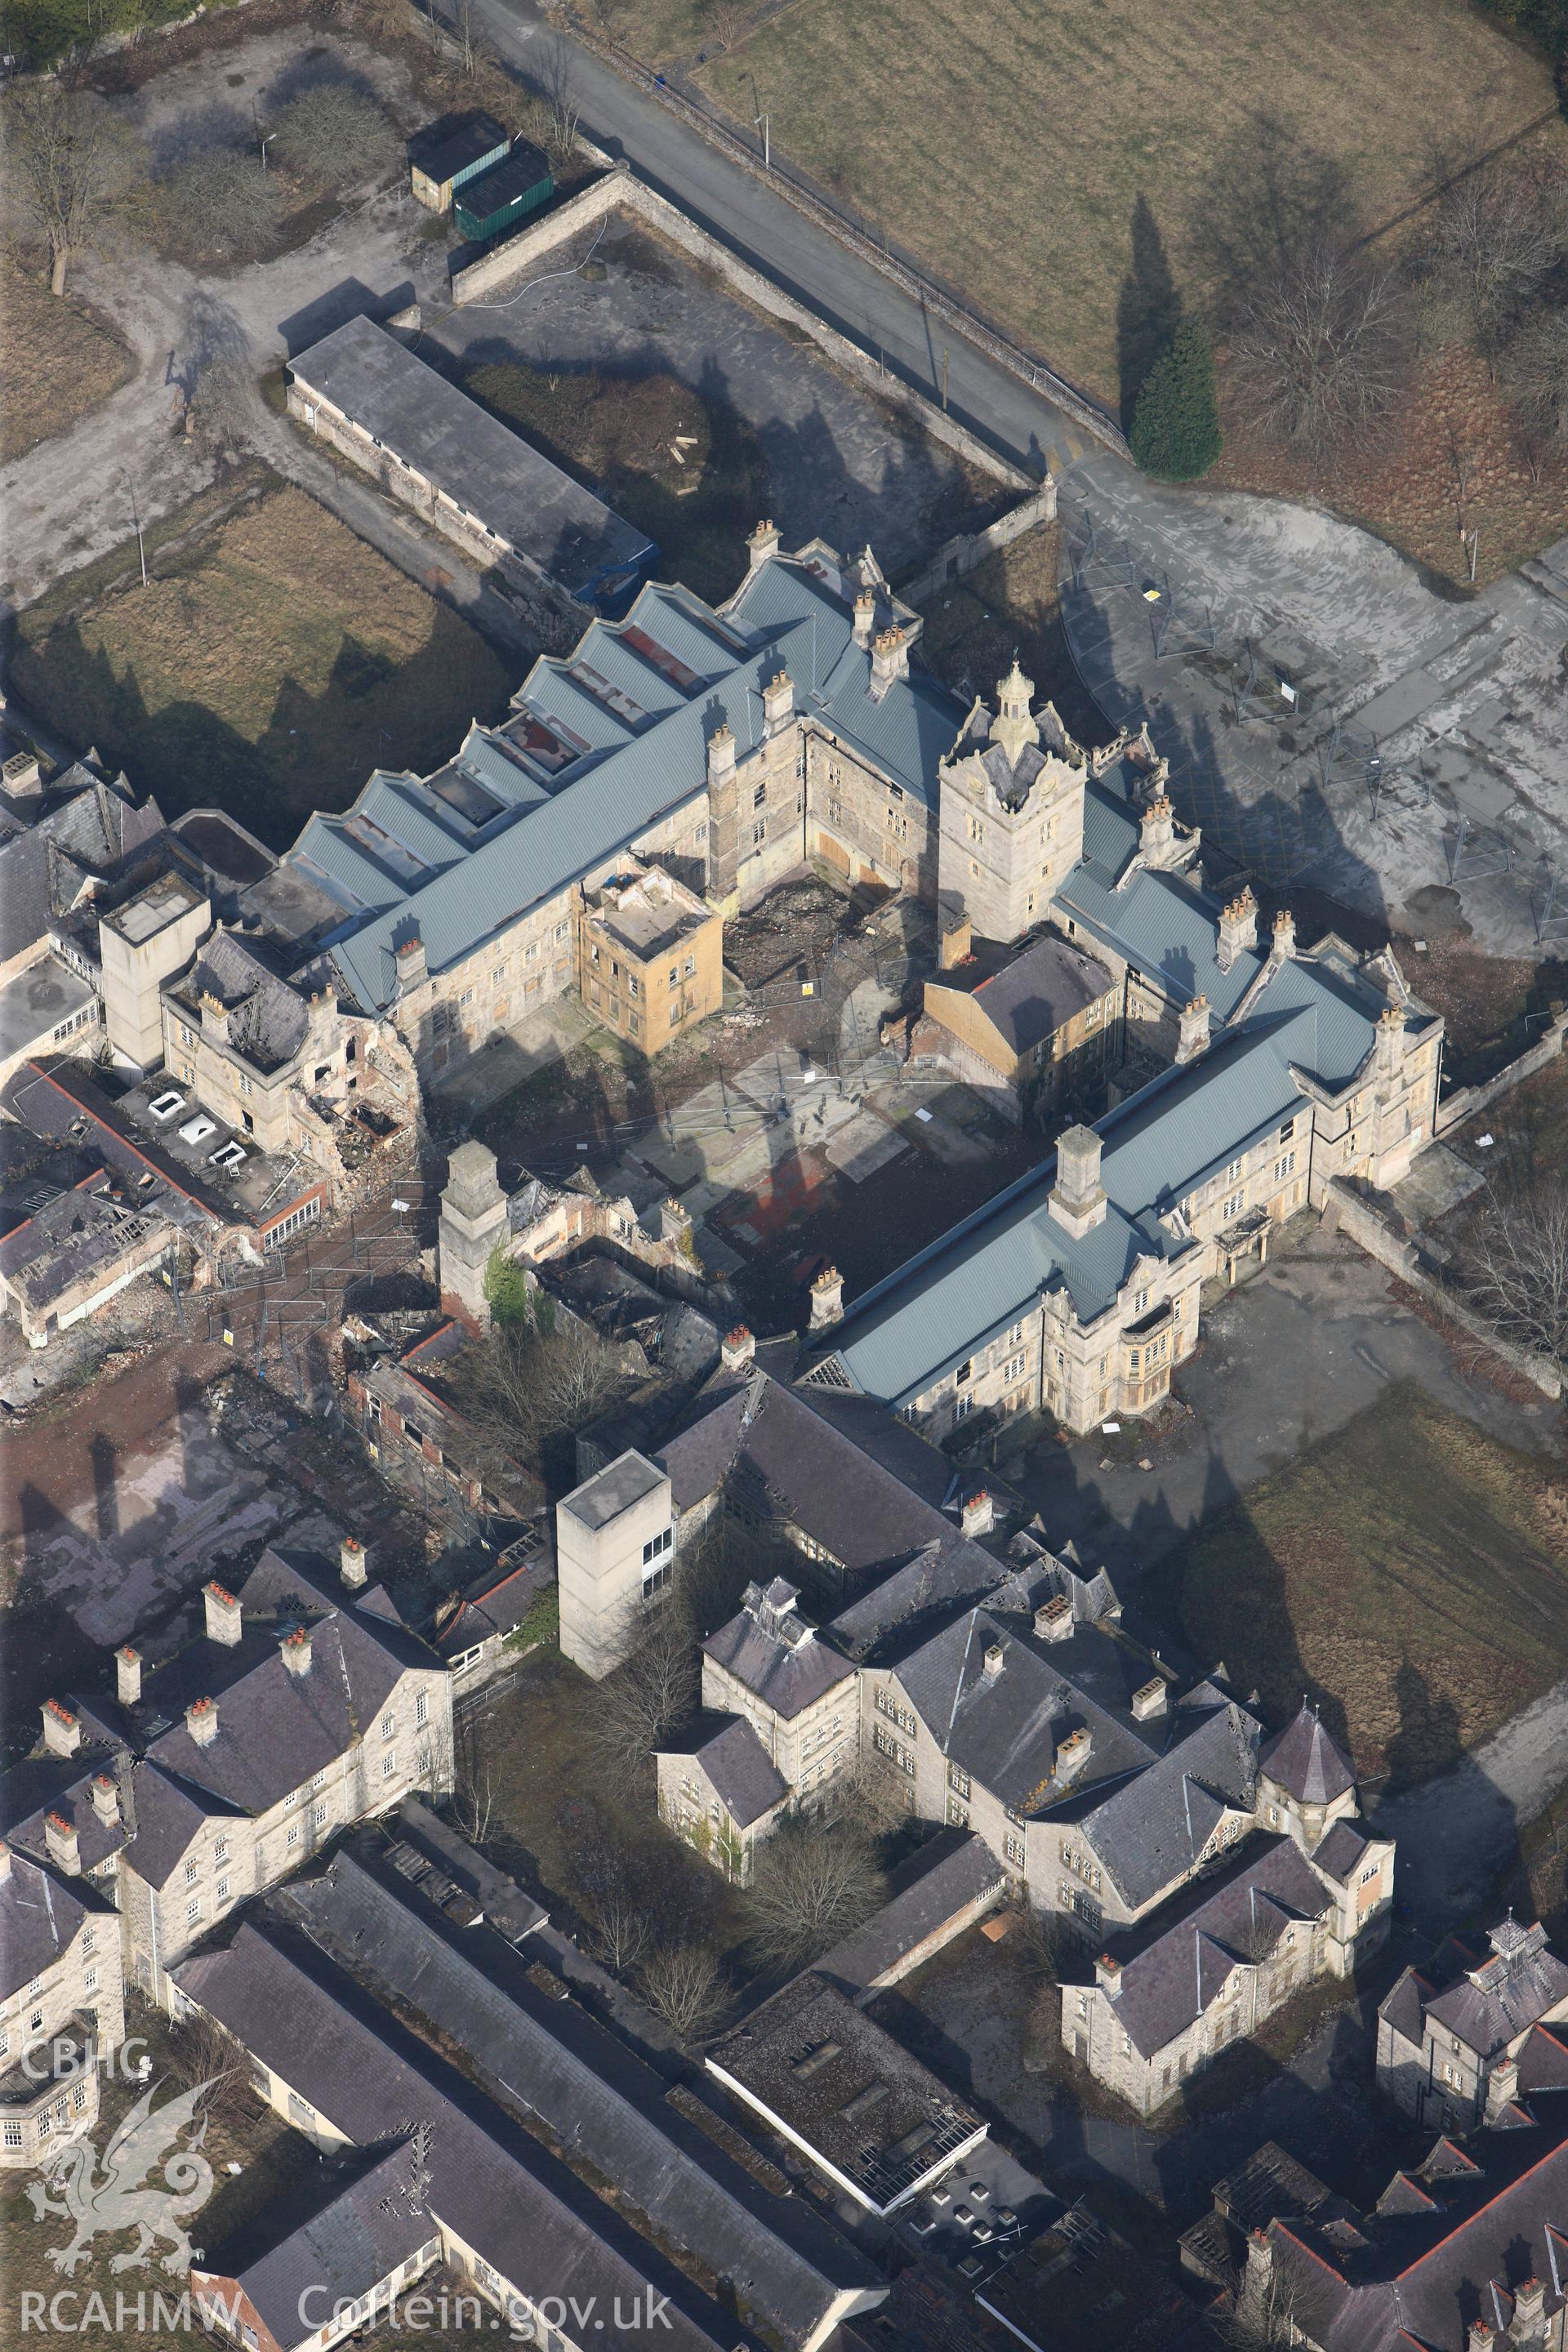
[1379,1915,1568,2132]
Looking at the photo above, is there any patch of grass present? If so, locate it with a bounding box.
[9,483,511,850]
[1159,1382,1568,1790]
[660,0,1563,407]
[461,356,766,607]
[0,252,134,465]
[0,1999,301,2347]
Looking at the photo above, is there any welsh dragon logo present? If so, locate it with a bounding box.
[25,2074,223,2276]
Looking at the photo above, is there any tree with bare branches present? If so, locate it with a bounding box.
[1227,241,1411,467]
[1462,1175,1568,1370]
[568,1829,658,1974]
[742,1811,885,1971]
[1421,162,1568,352]
[165,2009,248,2120]
[592,1597,698,1780]
[5,82,137,296]
[166,145,283,265]
[638,1939,728,2038]
[271,83,399,190]
[1503,308,1568,445]
[698,0,747,46]
[447,1303,630,1477]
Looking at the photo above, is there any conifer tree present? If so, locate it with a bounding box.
[1129,322,1222,481]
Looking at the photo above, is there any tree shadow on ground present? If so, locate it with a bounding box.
[1116,194,1183,428]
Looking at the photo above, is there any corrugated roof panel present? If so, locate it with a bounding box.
[292,822,409,914]
[1064,866,1263,1023]
[454,729,551,810]
[356,777,470,868]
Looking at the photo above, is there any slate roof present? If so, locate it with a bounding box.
[389,1797,548,1942]
[707,1973,985,2211]
[1380,1918,1568,2062]
[278,1845,880,2347]
[815,767,1437,1410]
[167,929,311,1075]
[178,1921,742,2352]
[812,1831,1004,1999]
[1263,2098,1568,2352]
[663,1715,789,1829]
[702,1582,855,1721]
[938,931,1115,1059]
[1098,1835,1334,2060]
[0,1849,106,2003]
[891,1604,1160,1815]
[1312,1818,1374,1886]
[1259,1702,1356,1806]
[1049,1695,1261,1912]
[198,2140,434,2350]
[0,772,162,968]
[288,555,964,1013]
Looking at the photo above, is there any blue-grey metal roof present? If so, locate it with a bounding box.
[299,559,966,1012]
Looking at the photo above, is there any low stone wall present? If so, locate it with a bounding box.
[1323,1177,1561,1399]
[899,484,1058,604]
[1434,1007,1568,1137]
[451,163,1036,493]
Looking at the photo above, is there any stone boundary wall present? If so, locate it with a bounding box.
[899,485,1058,604]
[451,164,1042,498]
[1323,1177,1561,1399]
[571,29,1129,461]
[1434,1007,1568,1137]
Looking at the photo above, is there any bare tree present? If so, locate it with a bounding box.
[271,84,399,190]
[167,145,283,264]
[699,0,748,46]
[1463,1176,1568,1370]
[530,38,582,163]
[175,291,258,447]
[638,1940,728,2038]
[1227,241,1411,467]
[592,1598,698,1780]
[165,2010,247,2120]
[568,1829,657,1974]
[448,1310,630,1473]
[1503,309,1568,448]
[742,1811,885,1971]
[5,82,136,296]
[1222,2260,1303,2349]
[1421,163,1568,353]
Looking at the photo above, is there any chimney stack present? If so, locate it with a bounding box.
[340,1538,368,1591]
[91,1775,120,1829]
[281,1627,314,1677]
[808,1264,844,1330]
[41,1700,81,1758]
[1271,907,1297,961]
[0,1842,11,1884]
[1056,1726,1092,1778]
[1138,792,1177,867]
[1049,1125,1107,1237]
[1375,1002,1406,1071]
[1175,995,1211,1065]
[939,916,973,972]
[1034,1595,1074,1642]
[982,1642,1006,1677]
[721,1325,755,1372]
[852,590,876,646]
[762,670,795,736]
[1132,1676,1168,1722]
[1216,889,1258,974]
[203,1581,243,1646]
[706,723,737,787]
[746,518,782,572]
[117,1646,142,1707]
[44,1811,80,1875]
[186,1698,218,1748]
[394,930,427,988]
[1095,1953,1123,1998]
[960,1490,995,1539]
[869,627,909,697]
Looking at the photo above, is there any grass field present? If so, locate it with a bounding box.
[1160,1382,1568,1792]
[9,480,510,850]
[639,0,1566,408]
[1,252,134,465]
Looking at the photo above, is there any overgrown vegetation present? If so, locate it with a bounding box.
[1159,1382,1568,1789]
[7,482,510,849]
[462,357,767,606]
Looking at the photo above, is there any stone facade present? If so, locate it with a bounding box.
[1378,1916,1568,2133]
[555,1450,675,1677]
[700,1581,859,1802]
[577,860,724,1052]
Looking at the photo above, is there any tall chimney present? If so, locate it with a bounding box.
[281,1627,314,1677]
[1216,889,1258,974]
[746,518,781,572]
[706,724,737,789]
[852,590,876,647]
[340,1538,368,1591]
[1138,793,1176,866]
[762,670,794,736]
[869,628,909,697]
[41,1700,81,1758]
[1049,1125,1107,1236]
[721,1325,755,1372]
[1271,907,1297,961]
[186,1698,218,1748]
[394,930,428,989]
[91,1775,120,1829]
[961,1490,995,1539]
[203,1581,243,1645]
[1095,1953,1123,1998]
[1176,995,1211,1065]
[808,1264,844,1330]
[939,916,973,972]
[44,1811,81,1874]
[117,1646,142,1707]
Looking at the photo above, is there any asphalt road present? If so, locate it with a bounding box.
[458,0,1103,480]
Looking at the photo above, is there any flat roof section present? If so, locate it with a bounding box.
[561,1450,666,1531]
[287,316,656,603]
[409,111,508,187]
